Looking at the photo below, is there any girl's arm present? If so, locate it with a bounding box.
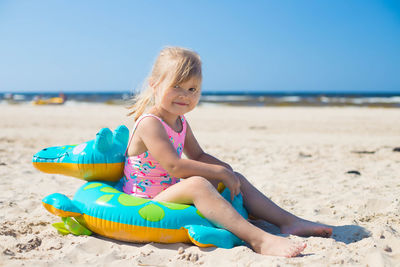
[135,117,240,199]
[195,153,233,171]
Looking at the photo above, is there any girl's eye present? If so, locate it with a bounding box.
[188,88,197,92]
[174,85,180,89]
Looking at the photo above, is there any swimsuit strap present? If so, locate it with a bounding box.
[125,114,185,156]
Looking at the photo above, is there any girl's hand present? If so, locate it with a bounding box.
[221,169,241,201]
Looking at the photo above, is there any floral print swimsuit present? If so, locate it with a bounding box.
[122,114,186,199]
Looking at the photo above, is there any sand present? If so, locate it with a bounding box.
[0,104,399,266]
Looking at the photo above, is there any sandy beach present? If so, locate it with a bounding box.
[0,104,399,266]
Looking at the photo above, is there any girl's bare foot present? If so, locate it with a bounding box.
[252,234,306,257]
[280,218,332,238]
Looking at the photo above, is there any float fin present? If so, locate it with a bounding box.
[61,217,92,236]
[113,125,129,148]
[52,222,70,235]
[95,128,113,153]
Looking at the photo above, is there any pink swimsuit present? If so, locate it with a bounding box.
[122,114,186,199]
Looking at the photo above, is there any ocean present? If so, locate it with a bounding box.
[1,91,400,107]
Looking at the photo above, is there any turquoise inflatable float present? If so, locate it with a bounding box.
[33,125,248,248]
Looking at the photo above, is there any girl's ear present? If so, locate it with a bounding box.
[149,78,159,98]
[148,78,158,97]
[148,77,155,88]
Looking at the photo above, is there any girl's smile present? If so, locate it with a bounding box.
[173,102,189,106]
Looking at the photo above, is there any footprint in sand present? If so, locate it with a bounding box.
[16,236,42,252]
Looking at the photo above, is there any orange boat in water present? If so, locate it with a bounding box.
[33,93,66,105]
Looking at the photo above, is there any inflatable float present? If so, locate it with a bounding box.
[33,125,248,248]
[32,125,129,181]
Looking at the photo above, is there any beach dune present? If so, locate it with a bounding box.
[0,104,399,266]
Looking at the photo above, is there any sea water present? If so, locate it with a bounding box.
[1,91,399,107]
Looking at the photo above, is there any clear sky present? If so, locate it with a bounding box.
[1,0,399,93]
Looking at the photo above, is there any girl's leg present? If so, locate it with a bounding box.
[234,172,332,237]
[153,176,306,257]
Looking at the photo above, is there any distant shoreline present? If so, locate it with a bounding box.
[1,91,399,107]
[1,90,399,96]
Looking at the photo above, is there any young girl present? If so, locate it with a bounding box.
[124,47,332,257]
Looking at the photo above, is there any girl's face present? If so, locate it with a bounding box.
[155,77,201,116]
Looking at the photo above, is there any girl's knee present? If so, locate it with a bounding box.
[234,171,245,181]
[233,171,250,188]
[185,176,215,192]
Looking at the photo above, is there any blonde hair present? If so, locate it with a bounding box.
[127,47,202,120]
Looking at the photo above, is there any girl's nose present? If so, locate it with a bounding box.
[179,91,189,98]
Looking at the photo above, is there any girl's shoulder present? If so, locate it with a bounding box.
[126,114,165,157]
[136,113,163,124]
[134,113,164,133]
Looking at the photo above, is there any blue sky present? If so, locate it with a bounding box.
[0,0,399,93]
